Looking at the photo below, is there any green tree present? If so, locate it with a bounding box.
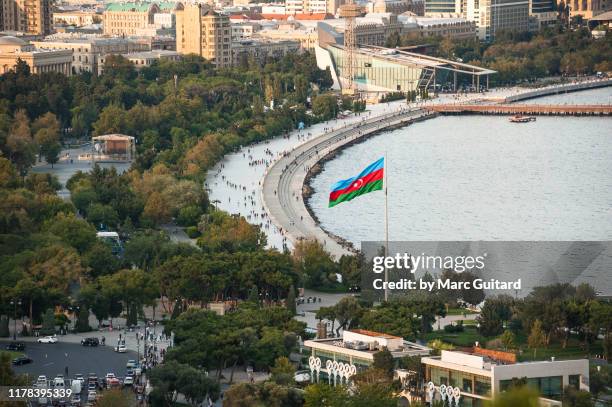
[286,285,296,316]
[372,347,394,378]
[96,390,129,407]
[527,319,545,359]
[270,356,295,385]
[75,306,91,332]
[312,94,339,120]
[500,330,516,351]
[45,212,96,253]
[40,308,55,335]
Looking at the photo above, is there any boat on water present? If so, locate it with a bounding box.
[509,115,536,123]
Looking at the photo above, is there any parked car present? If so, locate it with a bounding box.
[126,359,137,369]
[123,375,134,386]
[74,374,85,385]
[115,344,127,353]
[53,376,66,388]
[87,390,97,401]
[81,337,99,347]
[12,356,33,365]
[5,342,25,351]
[35,375,47,387]
[37,335,58,344]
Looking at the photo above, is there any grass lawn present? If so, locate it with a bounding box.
[424,326,486,347]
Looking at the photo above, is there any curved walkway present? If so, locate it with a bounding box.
[261,79,612,258]
[261,107,435,258]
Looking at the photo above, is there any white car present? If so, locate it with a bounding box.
[123,375,134,386]
[37,335,57,344]
[115,344,127,353]
[87,390,97,401]
[126,360,137,368]
[35,375,47,387]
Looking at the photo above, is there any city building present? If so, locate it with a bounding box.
[53,10,100,27]
[564,0,611,19]
[231,21,261,40]
[418,350,589,407]
[31,35,149,74]
[425,0,462,14]
[399,14,476,38]
[463,0,530,40]
[231,38,299,64]
[103,2,164,36]
[304,329,431,383]
[257,22,318,50]
[315,42,496,93]
[0,0,52,35]
[0,36,72,74]
[175,4,232,67]
[316,13,408,47]
[99,49,180,73]
[367,0,414,14]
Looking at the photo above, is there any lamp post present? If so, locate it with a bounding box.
[10,299,21,341]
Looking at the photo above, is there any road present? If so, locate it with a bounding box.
[2,340,136,381]
[262,107,435,258]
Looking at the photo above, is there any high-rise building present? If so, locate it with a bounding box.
[425,0,462,14]
[0,0,52,35]
[175,4,231,68]
[463,0,530,40]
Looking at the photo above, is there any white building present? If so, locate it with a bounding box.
[420,350,589,407]
[30,36,150,74]
[231,21,261,40]
[262,4,287,14]
[305,329,431,382]
[463,0,530,40]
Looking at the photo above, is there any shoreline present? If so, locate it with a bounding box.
[263,79,612,256]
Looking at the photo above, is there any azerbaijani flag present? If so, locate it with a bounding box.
[329,157,384,207]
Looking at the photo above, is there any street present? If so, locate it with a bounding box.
[2,340,137,381]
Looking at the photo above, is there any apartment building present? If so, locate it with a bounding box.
[175,4,231,67]
[463,0,530,40]
[103,2,160,36]
[231,38,299,64]
[53,10,100,27]
[0,0,52,35]
[283,0,342,15]
[31,35,149,74]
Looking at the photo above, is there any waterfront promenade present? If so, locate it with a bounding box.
[261,79,612,257]
[261,108,435,258]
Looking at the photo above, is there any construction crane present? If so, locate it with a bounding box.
[339,0,361,96]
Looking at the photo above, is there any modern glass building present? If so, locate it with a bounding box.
[316,43,496,93]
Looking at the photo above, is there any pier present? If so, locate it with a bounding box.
[429,104,612,116]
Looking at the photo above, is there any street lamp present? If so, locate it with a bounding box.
[10,298,21,341]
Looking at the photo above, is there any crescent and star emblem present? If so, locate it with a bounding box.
[352,179,364,189]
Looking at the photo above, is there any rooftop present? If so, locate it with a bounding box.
[306,337,430,358]
[349,329,402,339]
[330,44,497,76]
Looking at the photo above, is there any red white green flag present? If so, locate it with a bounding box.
[329,157,384,208]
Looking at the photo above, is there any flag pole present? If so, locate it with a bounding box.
[384,152,389,302]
